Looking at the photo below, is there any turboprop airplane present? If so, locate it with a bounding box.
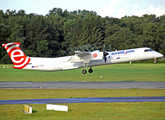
[2,42,163,74]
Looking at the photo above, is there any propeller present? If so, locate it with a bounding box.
[109,45,111,52]
[103,45,109,63]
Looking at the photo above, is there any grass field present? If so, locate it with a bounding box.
[0,89,165,120]
[0,63,165,82]
[1,89,165,100]
[0,63,165,119]
[0,102,165,120]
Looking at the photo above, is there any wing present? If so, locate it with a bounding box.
[68,51,103,63]
[75,51,91,57]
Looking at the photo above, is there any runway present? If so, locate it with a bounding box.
[0,96,165,105]
[0,82,165,104]
[0,82,165,89]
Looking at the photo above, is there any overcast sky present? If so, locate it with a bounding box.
[1,0,165,18]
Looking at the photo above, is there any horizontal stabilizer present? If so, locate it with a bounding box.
[2,42,21,48]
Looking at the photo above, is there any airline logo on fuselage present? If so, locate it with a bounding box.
[93,53,98,58]
[111,50,135,55]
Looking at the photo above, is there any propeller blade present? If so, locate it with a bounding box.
[103,44,109,63]
[103,53,108,63]
[103,56,107,63]
[109,45,111,52]
[103,44,105,52]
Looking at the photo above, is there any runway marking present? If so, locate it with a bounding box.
[0,96,165,104]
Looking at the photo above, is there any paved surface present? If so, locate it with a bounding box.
[0,82,165,89]
[1,82,164,104]
[0,96,165,104]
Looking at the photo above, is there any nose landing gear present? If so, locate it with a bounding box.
[154,58,157,64]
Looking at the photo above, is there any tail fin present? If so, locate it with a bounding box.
[2,42,31,69]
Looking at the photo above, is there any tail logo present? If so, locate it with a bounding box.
[2,42,30,69]
[11,49,24,64]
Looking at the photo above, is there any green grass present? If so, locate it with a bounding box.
[0,63,165,82]
[0,63,165,119]
[0,89,165,100]
[0,102,165,120]
[0,89,165,120]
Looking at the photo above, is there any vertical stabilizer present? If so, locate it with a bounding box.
[2,42,30,69]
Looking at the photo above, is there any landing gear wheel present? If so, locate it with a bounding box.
[82,69,87,74]
[154,60,157,64]
[154,58,157,64]
[88,68,93,73]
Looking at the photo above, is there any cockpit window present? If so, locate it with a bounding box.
[144,49,153,52]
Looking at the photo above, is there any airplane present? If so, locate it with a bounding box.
[2,42,163,74]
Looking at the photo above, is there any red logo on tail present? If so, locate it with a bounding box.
[2,42,30,69]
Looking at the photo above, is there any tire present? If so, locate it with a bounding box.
[82,70,87,74]
[154,60,157,64]
[88,69,93,73]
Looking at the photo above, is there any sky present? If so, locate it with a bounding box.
[1,0,165,18]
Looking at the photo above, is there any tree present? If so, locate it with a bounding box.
[80,13,104,46]
[143,23,164,51]
[0,24,11,63]
[47,8,69,18]
[25,15,60,57]
[1,8,165,64]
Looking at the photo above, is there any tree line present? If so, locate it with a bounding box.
[0,8,165,63]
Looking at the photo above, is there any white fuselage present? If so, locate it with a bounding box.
[24,47,163,71]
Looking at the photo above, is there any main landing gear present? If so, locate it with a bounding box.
[82,67,93,74]
[82,63,93,74]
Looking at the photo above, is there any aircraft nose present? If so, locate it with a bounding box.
[153,52,163,58]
